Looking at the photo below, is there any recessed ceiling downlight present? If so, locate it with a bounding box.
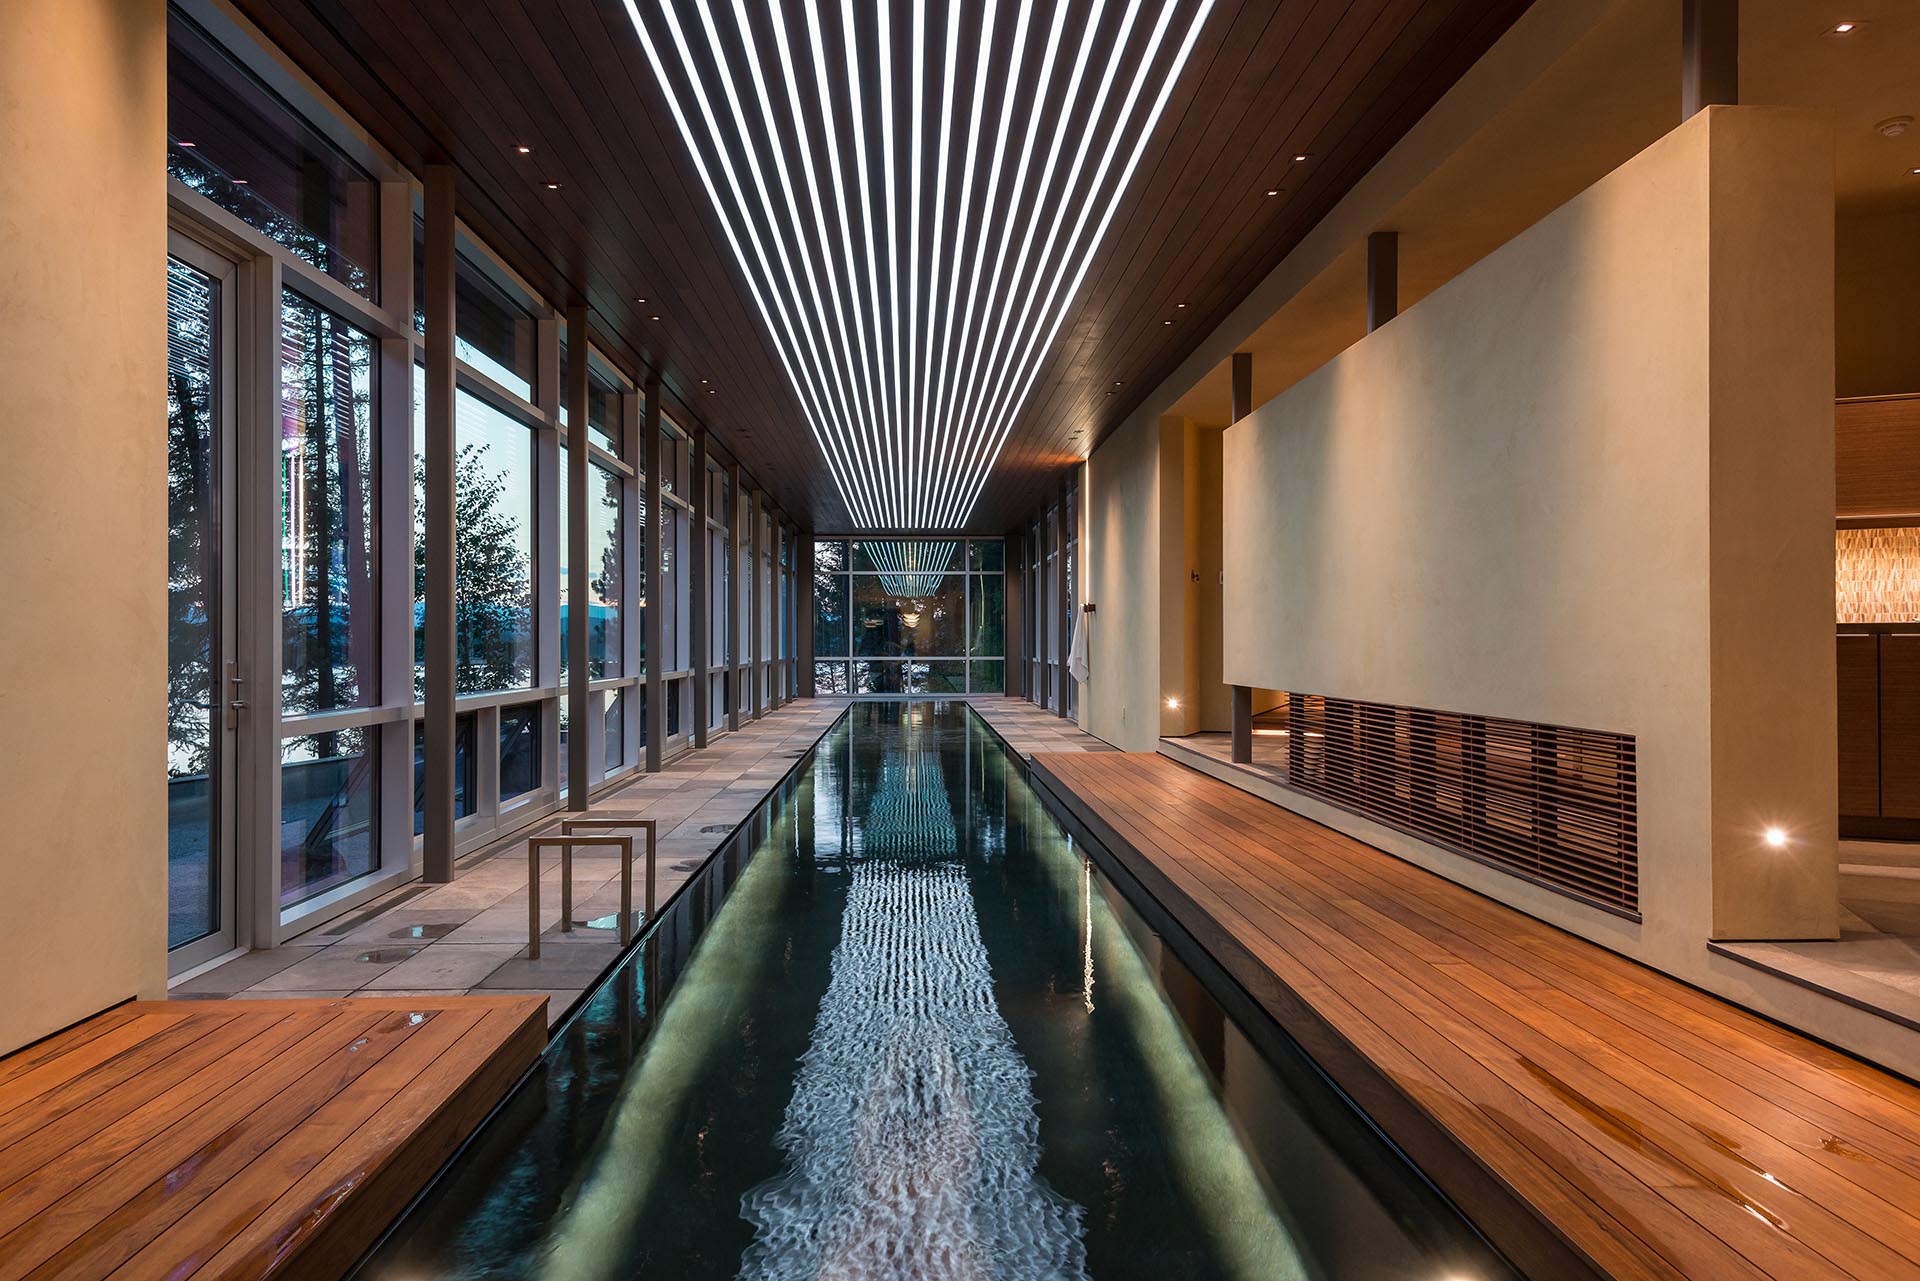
[621,0,1219,527]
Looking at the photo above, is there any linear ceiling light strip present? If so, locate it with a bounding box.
[720,0,885,523]
[929,0,1170,527]
[943,0,1218,527]
[938,0,1205,526]
[918,0,1019,526]
[800,1,894,526]
[909,0,971,528]
[921,0,1076,528]
[832,0,901,529]
[710,0,889,524]
[625,0,881,524]
[626,0,1216,528]
[927,0,1131,526]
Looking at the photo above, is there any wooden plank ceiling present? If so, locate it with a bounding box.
[232,0,1530,532]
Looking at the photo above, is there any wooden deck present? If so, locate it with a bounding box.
[0,994,545,1281]
[1031,751,1920,1281]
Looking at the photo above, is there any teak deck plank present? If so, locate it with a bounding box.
[0,995,544,1281]
[1031,750,1920,1281]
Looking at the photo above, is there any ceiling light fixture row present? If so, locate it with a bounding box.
[622,0,1220,527]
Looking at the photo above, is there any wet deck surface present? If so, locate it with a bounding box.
[0,994,544,1281]
[1033,750,1920,1281]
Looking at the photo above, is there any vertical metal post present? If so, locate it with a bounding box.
[750,489,765,719]
[565,305,591,811]
[728,462,744,733]
[1229,349,1253,764]
[1682,0,1737,120]
[1005,531,1025,698]
[643,377,664,772]
[1053,478,1069,719]
[1231,685,1253,765]
[1366,231,1398,331]
[690,428,710,746]
[1036,514,1052,706]
[423,164,457,882]
[799,532,816,697]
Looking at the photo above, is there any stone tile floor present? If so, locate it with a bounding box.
[967,696,1115,759]
[1718,840,1920,1032]
[173,698,851,1026]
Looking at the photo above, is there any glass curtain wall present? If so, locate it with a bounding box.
[812,539,1005,695]
[560,337,641,783]
[165,254,225,954]
[164,2,778,949]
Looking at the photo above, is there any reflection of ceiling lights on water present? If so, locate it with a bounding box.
[621,0,1220,527]
[740,738,1088,1278]
[868,539,958,598]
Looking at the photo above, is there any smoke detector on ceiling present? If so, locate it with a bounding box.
[1876,116,1913,138]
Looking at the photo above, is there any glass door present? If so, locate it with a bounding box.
[166,241,238,972]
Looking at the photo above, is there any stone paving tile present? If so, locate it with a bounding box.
[171,944,327,994]
[187,696,850,1027]
[359,943,523,991]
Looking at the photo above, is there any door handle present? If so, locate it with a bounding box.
[225,662,246,729]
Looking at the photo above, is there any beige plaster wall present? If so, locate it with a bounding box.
[1836,207,1920,398]
[1159,420,1197,739]
[0,0,169,1052]
[1222,108,1836,974]
[1081,411,1162,751]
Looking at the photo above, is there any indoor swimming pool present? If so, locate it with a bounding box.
[356,702,1519,1280]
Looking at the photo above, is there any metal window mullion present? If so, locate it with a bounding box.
[422,165,458,882]
[622,388,643,767]
[376,178,416,876]
[237,248,283,946]
[643,379,665,771]
[534,315,561,803]
[690,431,710,747]
[565,305,591,808]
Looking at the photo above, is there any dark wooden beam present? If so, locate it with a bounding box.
[1367,231,1398,331]
[1682,0,1738,120]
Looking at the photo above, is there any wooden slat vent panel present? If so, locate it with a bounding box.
[1280,693,1639,917]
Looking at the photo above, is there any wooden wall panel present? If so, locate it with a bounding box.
[1837,396,1920,520]
[1836,631,1879,817]
[1876,632,1920,818]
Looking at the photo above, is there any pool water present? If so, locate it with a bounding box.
[356,702,1519,1280]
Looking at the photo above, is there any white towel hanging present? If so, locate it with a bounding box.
[1067,608,1091,685]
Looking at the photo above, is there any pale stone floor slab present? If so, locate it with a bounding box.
[175,697,850,1027]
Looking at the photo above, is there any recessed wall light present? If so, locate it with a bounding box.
[650,314,661,321]
[516,144,533,154]
[1162,319,1172,325]
[1764,826,1789,848]
[1830,21,1858,34]
[1165,696,1181,709]
[636,296,648,303]
[1176,302,1186,308]
[1292,153,1309,162]
[545,182,561,190]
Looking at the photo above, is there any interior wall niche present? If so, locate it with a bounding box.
[1837,527,1920,623]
